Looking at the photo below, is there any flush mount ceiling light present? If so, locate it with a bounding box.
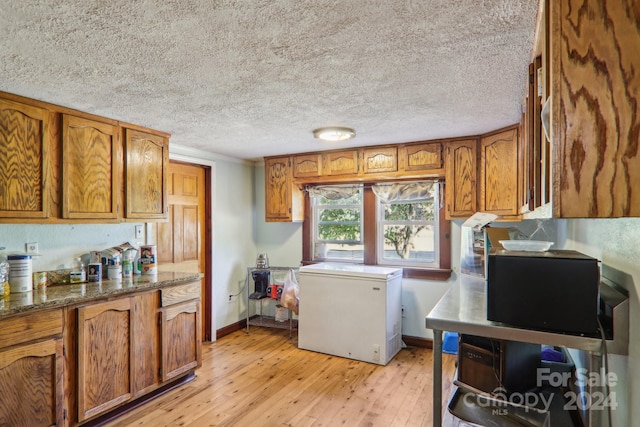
[313,126,356,142]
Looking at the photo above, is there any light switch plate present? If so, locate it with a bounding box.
[135,225,143,239]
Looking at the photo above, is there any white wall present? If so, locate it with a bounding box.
[0,223,144,271]
[557,218,640,426]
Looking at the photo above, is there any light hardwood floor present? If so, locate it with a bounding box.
[104,327,457,427]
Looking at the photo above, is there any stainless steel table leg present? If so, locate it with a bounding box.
[433,329,443,427]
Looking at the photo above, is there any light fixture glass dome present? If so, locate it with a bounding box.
[313,126,356,142]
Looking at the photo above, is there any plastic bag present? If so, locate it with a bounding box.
[279,269,299,314]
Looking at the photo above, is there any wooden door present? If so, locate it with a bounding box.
[62,114,120,220]
[0,98,52,219]
[156,161,207,338]
[77,298,133,421]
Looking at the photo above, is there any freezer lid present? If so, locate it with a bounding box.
[299,262,402,280]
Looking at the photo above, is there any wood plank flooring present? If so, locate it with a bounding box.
[104,327,457,427]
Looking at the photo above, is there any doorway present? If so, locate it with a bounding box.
[156,161,212,341]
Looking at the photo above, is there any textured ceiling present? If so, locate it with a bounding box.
[0,0,538,161]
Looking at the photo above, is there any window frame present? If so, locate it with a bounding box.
[376,188,440,268]
[302,183,451,281]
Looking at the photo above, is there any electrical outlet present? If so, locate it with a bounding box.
[135,225,143,239]
[228,295,233,302]
[26,242,38,254]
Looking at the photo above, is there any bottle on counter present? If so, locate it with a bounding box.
[70,257,87,283]
[0,255,9,296]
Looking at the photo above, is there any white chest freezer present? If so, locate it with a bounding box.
[298,263,403,365]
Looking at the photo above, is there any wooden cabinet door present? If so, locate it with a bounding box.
[125,128,168,220]
[77,298,133,421]
[265,156,303,222]
[552,0,640,217]
[324,150,359,175]
[400,142,443,172]
[160,299,201,382]
[445,140,477,219]
[479,127,520,217]
[62,114,120,219]
[0,338,64,427]
[293,154,322,178]
[132,291,161,397]
[363,147,398,174]
[0,98,52,219]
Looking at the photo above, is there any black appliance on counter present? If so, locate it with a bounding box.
[249,270,270,300]
[487,248,600,335]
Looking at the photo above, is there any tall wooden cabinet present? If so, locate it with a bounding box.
[0,98,53,219]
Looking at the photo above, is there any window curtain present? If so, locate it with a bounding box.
[307,185,361,200]
[371,181,437,203]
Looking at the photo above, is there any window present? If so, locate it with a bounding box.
[311,185,364,262]
[377,184,439,268]
[306,181,451,280]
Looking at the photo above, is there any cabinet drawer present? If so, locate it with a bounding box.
[161,281,201,306]
[0,309,63,349]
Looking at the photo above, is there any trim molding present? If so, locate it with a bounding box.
[216,319,247,340]
[402,335,433,349]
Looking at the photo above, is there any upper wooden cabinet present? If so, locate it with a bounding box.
[62,114,121,220]
[0,98,53,219]
[124,128,168,220]
[325,150,359,176]
[548,0,640,217]
[293,154,322,178]
[444,140,478,219]
[479,127,520,217]
[264,156,303,222]
[399,142,443,172]
[363,147,398,175]
[0,91,170,223]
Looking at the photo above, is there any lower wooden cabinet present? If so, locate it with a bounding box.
[161,299,201,381]
[76,298,133,422]
[0,338,64,427]
[0,309,64,427]
[0,280,201,426]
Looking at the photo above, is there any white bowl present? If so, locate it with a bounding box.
[499,240,553,252]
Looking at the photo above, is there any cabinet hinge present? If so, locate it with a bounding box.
[63,345,66,357]
[159,368,162,377]
[64,408,67,420]
[158,315,162,326]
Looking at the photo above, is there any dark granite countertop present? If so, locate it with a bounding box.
[0,271,202,318]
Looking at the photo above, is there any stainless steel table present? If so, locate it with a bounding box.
[426,276,628,427]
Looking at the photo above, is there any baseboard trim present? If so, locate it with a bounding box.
[217,324,434,350]
[402,335,433,349]
[216,318,247,340]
